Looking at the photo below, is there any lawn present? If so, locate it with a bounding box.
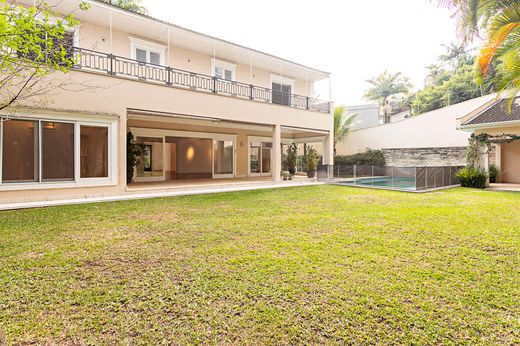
[0,186,518,345]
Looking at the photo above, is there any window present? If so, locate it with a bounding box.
[2,120,39,182]
[80,126,108,178]
[212,59,235,81]
[130,37,165,65]
[17,28,75,65]
[272,82,292,106]
[0,118,113,186]
[42,122,74,181]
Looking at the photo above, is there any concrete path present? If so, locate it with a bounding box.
[0,180,323,211]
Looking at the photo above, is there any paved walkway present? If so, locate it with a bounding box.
[486,183,520,192]
[0,180,322,211]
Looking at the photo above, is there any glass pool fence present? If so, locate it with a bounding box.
[318,165,464,191]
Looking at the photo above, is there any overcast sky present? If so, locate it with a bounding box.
[145,0,459,106]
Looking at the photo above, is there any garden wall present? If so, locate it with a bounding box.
[381,147,467,166]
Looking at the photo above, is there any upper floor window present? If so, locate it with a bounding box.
[271,75,294,106]
[129,37,165,65]
[212,59,235,81]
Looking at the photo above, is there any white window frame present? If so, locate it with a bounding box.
[129,37,166,65]
[247,136,273,177]
[211,58,236,81]
[0,113,117,191]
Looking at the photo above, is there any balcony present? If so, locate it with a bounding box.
[72,48,330,114]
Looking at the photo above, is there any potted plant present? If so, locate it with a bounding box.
[304,147,319,178]
[127,132,141,184]
[286,143,297,175]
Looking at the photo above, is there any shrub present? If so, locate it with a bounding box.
[335,149,385,166]
[304,147,320,177]
[286,144,297,175]
[455,167,488,188]
[488,164,500,183]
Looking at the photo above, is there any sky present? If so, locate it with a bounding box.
[145,0,460,106]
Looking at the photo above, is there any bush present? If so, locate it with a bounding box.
[335,149,386,166]
[488,164,500,183]
[455,167,488,188]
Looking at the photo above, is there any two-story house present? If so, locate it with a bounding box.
[0,0,333,204]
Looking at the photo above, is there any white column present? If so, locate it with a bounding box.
[322,100,334,165]
[495,144,502,183]
[272,124,282,181]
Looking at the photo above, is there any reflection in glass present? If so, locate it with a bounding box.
[136,137,163,177]
[2,119,39,182]
[42,122,74,181]
[80,126,108,178]
[214,140,233,175]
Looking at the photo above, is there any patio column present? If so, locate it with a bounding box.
[323,101,334,166]
[272,124,282,181]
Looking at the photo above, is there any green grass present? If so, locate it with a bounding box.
[0,186,519,345]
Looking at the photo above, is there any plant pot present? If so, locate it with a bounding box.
[288,167,296,175]
[307,170,316,178]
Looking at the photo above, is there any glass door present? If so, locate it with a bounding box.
[249,138,272,177]
[213,139,234,178]
[134,136,164,182]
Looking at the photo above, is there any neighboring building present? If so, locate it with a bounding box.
[349,104,379,130]
[336,95,497,166]
[349,102,411,130]
[459,96,520,184]
[0,0,333,204]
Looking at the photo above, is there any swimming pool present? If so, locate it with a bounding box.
[328,165,464,192]
[339,177,417,190]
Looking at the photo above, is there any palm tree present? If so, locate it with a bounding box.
[333,105,357,157]
[107,0,148,15]
[439,42,471,69]
[364,70,412,106]
[440,0,520,106]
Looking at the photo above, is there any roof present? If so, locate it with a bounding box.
[89,0,330,76]
[464,97,520,126]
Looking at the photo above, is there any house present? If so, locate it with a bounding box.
[458,96,520,184]
[349,102,411,130]
[0,0,333,204]
[336,95,497,166]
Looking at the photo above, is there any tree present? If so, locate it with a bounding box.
[0,0,88,113]
[440,0,520,106]
[104,0,148,15]
[364,70,413,106]
[333,105,356,157]
[439,42,472,69]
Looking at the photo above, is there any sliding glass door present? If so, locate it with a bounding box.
[213,139,234,178]
[249,138,272,177]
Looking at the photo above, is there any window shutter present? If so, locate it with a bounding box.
[224,69,233,81]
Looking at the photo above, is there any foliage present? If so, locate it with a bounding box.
[489,164,500,183]
[411,44,495,115]
[440,0,520,109]
[100,0,148,14]
[466,133,484,167]
[364,70,413,105]
[333,105,357,156]
[303,146,320,173]
[456,166,488,188]
[0,0,88,112]
[285,143,297,175]
[334,149,386,166]
[126,132,141,183]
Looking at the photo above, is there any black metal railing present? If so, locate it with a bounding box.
[72,47,330,113]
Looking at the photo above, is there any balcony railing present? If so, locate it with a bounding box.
[72,47,330,113]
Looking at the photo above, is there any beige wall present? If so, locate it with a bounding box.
[78,23,312,96]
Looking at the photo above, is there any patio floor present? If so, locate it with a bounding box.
[486,183,520,192]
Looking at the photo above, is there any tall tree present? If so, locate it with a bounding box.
[440,0,520,105]
[333,105,356,157]
[439,42,472,69]
[364,70,413,106]
[106,0,148,15]
[0,0,88,114]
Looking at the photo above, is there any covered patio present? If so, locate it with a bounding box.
[126,109,332,190]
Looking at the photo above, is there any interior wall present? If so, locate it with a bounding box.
[175,138,212,175]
